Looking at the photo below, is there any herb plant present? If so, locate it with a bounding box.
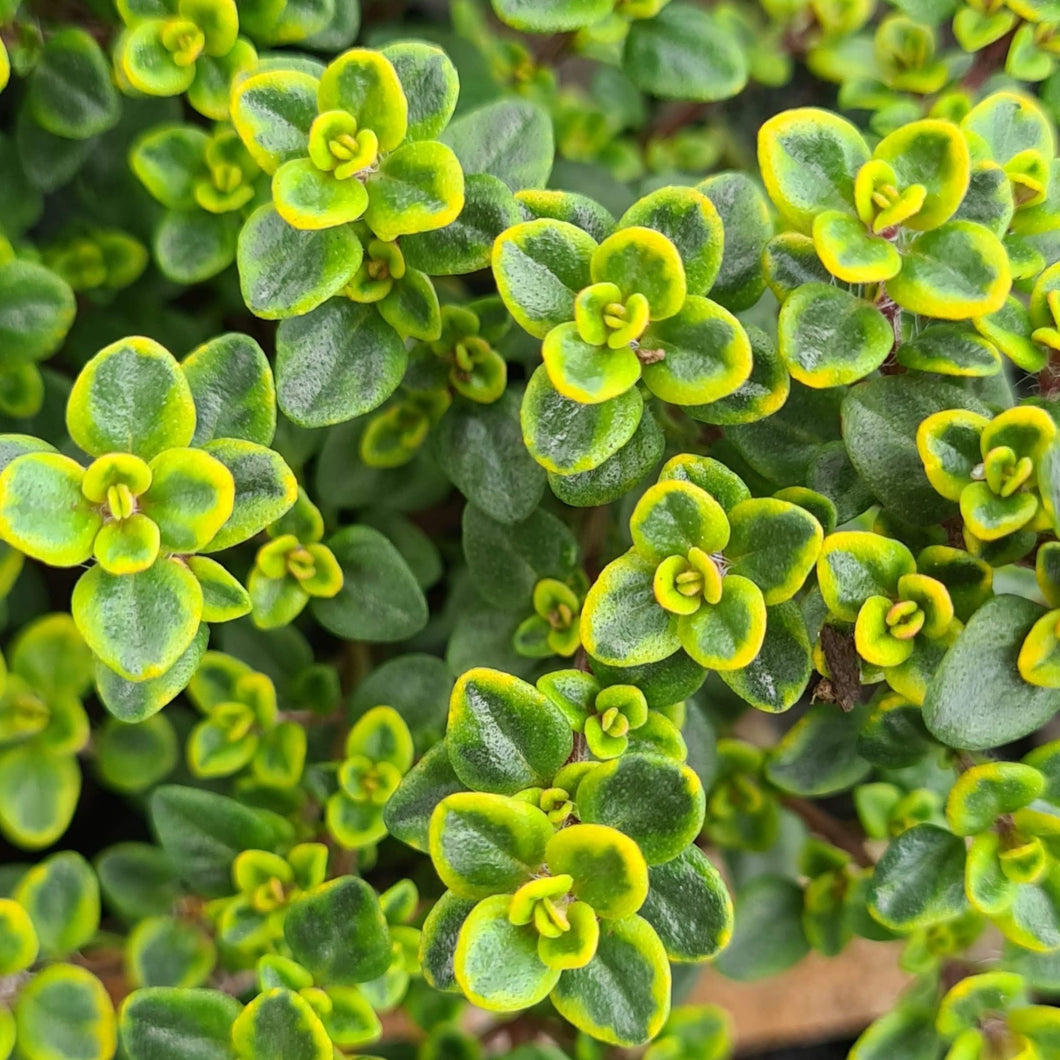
[3,2,1060,1060]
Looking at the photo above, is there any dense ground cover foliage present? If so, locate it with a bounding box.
[4,1,1060,1058]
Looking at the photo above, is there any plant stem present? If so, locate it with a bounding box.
[782,796,875,868]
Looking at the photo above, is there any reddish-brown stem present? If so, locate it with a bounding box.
[962,28,1018,92]
[782,796,875,868]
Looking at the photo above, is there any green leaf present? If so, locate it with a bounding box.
[546,823,649,919]
[618,186,723,298]
[697,172,773,311]
[182,333,277,447]
[130,124,209,211]
[888,221,1012,320]
[0,453,99,567]
[518,188,616,242]
[188,42,258,122]
[120,988,241,1060]
[577,753,705,865]
[581,552,679,667]
[766,700,871,796]
[522,366,643,476]
[624,3,747,104]
[678,575,767,671]
[419,890,476,993]
[726,498,822,604]
[842,375,991,525]
[402,172,521,276]
[446,667,572,794]
[686,327,789,427]
[873,118,971,231]
[150,784,292,897]
[141,448,234,554]
[953,161,1015,237]
[975,297,1042,373]
[547,408,665,508]
[946,762,1045,837]
[311,525,427,641]
[14,964,114,1060]
[0,746,80,850]
[591,226,686,320]
[231,70,319,174]
[542,322,641,405]
[551,915,670,1047]
[346,705,413,769]
[718,600,813,714]
[0,999,12,1060]
[384,743,465,853]
[430,792,553,898]
[868,824,968,930]
[95,714,178,794]
[442,99,553,192]
[118,21,196,97]
[896,323,1001,377]
[237,204,363,320]
[73,560,203,683]
[0,133,43,243]
[758,107,869,231]
[763,232,833,301]
[462,503,577,610]
[812,210,901,283]
[95,843,179,923]
[126,915,215,988]
[67,336,195,461]
[276,298,406,427]
[961,90,1056,176]
[0,362,45,419]
[639,845,733,962]
[0,261,76,362]
[996,864,1060,952]
[243,0,333,44]
[365,140,464,243]
[10,611,91,702]
[849,1008,943,1060]
[492,219,596,339]
[27,29,119,140]
[317,47,407,150]
[490,0,612,31]
[200,439,298,553]
[350,653,453,755]
[231,989,330,1060]
[14,851,99,957]
[817,531,916,621]
[436,390,545,523]
[273,159,370,231]
[284,876,392,984]
[382,42,459,141]
[857,692,935,770]
[777,282,893,388]
[924,595,1060,750]
[454,894,560,1011]
[0,897,37,974]
[319,986,381,1050]
[155,209,240,285]
[640,296,753,406]
[630,479,729,561]
[713,876,809,981]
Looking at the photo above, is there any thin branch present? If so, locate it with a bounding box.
[782,796,875,868]
[532,31,573,65]
[640,100,712,146]
[962,28,1017,92]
